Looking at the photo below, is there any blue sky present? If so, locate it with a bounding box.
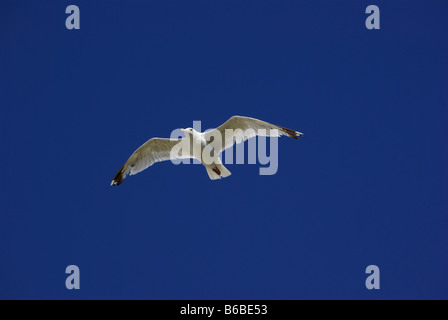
[1,0,447,299]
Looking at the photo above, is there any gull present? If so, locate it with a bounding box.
[111,115,303,186]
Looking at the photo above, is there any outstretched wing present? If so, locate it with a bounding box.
[203,115,303,153]
[111,138,190,186]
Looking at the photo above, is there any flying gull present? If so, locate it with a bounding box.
[111,115,303,186]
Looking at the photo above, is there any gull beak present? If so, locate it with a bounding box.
[181,128,186,133]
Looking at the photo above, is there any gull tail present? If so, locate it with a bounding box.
[205,163,231,180]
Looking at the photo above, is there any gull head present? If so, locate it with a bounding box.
[181,127,196,136]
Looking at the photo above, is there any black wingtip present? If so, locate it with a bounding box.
[111,165,125,186]
[277,125,303,140]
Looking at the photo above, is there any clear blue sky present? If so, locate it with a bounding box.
[1,0,447,299]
